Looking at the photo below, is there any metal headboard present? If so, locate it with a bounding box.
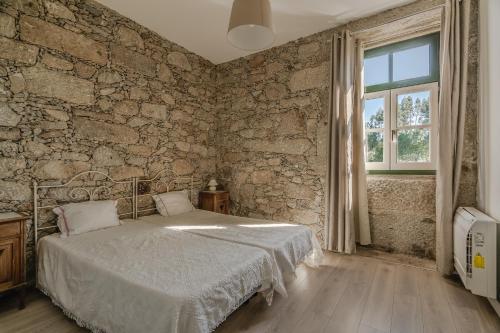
[33,170,135,258]
[135,170,202,218]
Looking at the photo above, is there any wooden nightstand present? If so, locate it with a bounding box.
[0,212,29,309]
[199,191,229,214]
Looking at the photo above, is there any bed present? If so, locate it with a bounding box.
[139,210,324,285]
[37,219,276,333]
[34,171,281,333]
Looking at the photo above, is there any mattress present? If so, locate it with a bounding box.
[37,219,276,333]
[139,210,324,288]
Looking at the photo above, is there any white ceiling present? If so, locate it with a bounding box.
[97,0,415,64]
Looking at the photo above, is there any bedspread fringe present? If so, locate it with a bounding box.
[39,286,106,333]
[39,285,267,333]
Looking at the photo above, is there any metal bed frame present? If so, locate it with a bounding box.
[33,171,136,275]
[33,169,203,272]
[135,169,202,218]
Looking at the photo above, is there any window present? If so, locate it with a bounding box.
[363,33,439,171]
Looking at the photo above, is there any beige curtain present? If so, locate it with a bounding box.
[325,30,371,253]
[436,0,471,275]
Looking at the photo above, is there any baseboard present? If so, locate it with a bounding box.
[488,298,500,317]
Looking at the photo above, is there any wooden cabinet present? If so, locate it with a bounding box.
[0,212,28,309]
[199,191,230,215]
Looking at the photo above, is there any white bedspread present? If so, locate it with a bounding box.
[140,210,324,288]
[38,220,275,333]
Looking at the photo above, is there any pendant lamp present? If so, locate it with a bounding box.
[227,0,274,50]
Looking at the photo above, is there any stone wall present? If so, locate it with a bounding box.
[215,0,479,258]
[0,0,217,273]
[0,0,479,265]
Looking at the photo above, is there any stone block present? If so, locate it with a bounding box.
[113,100,138,117]
[367,175,436,216]
[73,117,139,144]
[289,209,319,225]
[298,42,320,59]
[61,152,89,161]
[44,1,76,21]
[243,139,311,155]
[74,62,96,79]
[0,180,30,201]
[129,86,150,100]
[264,83,287,100]
[0,13,16,38]
[286,182,315,200]
[43,109,69,121]
[167,52,192,71]
[140,103,167,120]
[0,36,39,65]
[116,25,144,50]
[0,128,21,140]
[41,53,74,70]
[20,16,107,65]
[110,44,156,77]
[33,160,90,180]
[25,141,51,157]
[160,93,175,105]
[158,63,173,82]
[0,142,18,156]
[251,170,272,184]
[172,159,193,175]
[6,0,40,16]
[175,141,190,152]
[97,70,122,84]
[92,146,124,166]
[276,111,305,136]
[0,158,26,177]
[9,73,25,93]
[0,103,21,126]
[23,66,94,105]
[127,145,153,157]
[110,165,144,180]
[289,62,328,92]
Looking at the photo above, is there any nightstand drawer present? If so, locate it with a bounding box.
[0,221,21,239]
[213,192,229,201]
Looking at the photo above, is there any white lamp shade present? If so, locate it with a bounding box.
[208,179,218,187]
[227,0,274,51]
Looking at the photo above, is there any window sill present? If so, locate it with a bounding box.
[367,170,436,175]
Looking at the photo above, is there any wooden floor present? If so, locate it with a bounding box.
[1,252,499,333]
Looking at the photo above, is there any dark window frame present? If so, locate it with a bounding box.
[364,32,440,93]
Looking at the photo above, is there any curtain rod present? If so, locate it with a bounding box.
[333,2,445,37]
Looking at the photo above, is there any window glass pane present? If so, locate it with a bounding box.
[366,132,384,162]
[393,44,430,81]
[397,91,431,127]
[397,128,430,163]
[364,98,385,129]
[364,54,389,86]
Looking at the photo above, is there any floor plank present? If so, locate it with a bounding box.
[417,269,458,333]
[323,256,378,333]
[390,265,424,333]
[1,252,499,333]
[359,261,397,332]
[441,275,496,333]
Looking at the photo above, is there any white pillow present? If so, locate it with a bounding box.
[152,190,194,216]
[53,200,120,237]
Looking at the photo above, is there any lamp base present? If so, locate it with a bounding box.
[209,186,217,191]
